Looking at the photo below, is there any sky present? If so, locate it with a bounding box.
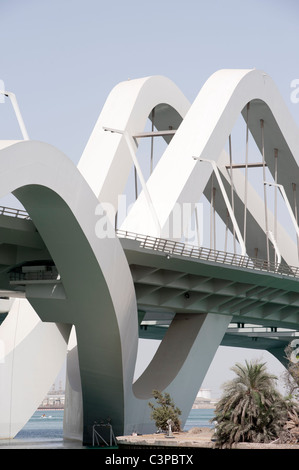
[1,0,299,398]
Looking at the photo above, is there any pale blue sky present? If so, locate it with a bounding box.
[1,0,299,397]
[1,0,299,160]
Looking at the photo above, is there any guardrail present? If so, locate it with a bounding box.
[1,205,298,281]
[0,205,30,219]
[9,267,60,283]
[116,230,299,280]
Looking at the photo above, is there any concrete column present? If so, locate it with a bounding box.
[125,312,232,434]
[0,299,69,438]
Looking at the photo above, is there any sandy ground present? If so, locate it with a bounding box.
[116,427,299,449]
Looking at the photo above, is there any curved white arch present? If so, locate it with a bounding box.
[121,69,299,264]
[78,75,190,210]
[0,140,138,443]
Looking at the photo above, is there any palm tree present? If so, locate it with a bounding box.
[212,359,291,448]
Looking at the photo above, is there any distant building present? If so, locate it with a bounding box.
[193,388,217,409]
[196,388,211,400]
[38,383,65,409]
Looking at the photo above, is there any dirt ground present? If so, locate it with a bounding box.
[116,427,299,449]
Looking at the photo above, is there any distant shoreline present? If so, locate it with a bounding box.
[192,403,216,409]
[37,405,215,412]
[37,407,64,411]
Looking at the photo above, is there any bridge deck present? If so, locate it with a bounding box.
[118,233,299,331]
[0,211,298,333]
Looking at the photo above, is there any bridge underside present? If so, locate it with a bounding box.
[121,238,299,329]
[0,215,298,363]
[138,318,295,367]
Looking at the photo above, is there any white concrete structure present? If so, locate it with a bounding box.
[0,70,299,445]
[197,389,211,400]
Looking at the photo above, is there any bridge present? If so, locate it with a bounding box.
[1,210,299,355]
[0,69,299,445]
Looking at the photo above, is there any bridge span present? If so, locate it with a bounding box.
[0,211,298,366]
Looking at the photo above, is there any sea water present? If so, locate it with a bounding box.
[184,408,215,430]
[15,408,214,440]
[15,409,64,440]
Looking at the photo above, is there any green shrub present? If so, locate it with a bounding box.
[148,390,182,432]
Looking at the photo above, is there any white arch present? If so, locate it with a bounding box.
[121,69,299,266]
[78,75,190,211]
[0,140,138,443]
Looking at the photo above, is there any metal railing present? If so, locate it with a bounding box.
[1,203,298,281]
[116,230,299,280]
[9,267,60,283]
[0,205,30,219]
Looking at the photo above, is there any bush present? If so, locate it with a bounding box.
[148,390,182,432]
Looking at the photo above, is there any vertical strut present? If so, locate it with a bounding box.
[210,173,214,249]
[134,167,138,200]
[225,209,229,252]
[150,108,155,175]
[213,186,216,251]
[228,134,236,253]
[261,119,270,264]
[265,181,299,246]
[274,148,278,261]
[244,103,250,247]
[195,206,201,247]
[194,157,246,256]
[292,182,299,259]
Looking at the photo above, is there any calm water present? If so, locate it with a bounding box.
[15,409,64,440]
[15,407,215,441]
[184,408,215,430]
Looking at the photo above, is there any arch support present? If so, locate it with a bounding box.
[0,141,138,444]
